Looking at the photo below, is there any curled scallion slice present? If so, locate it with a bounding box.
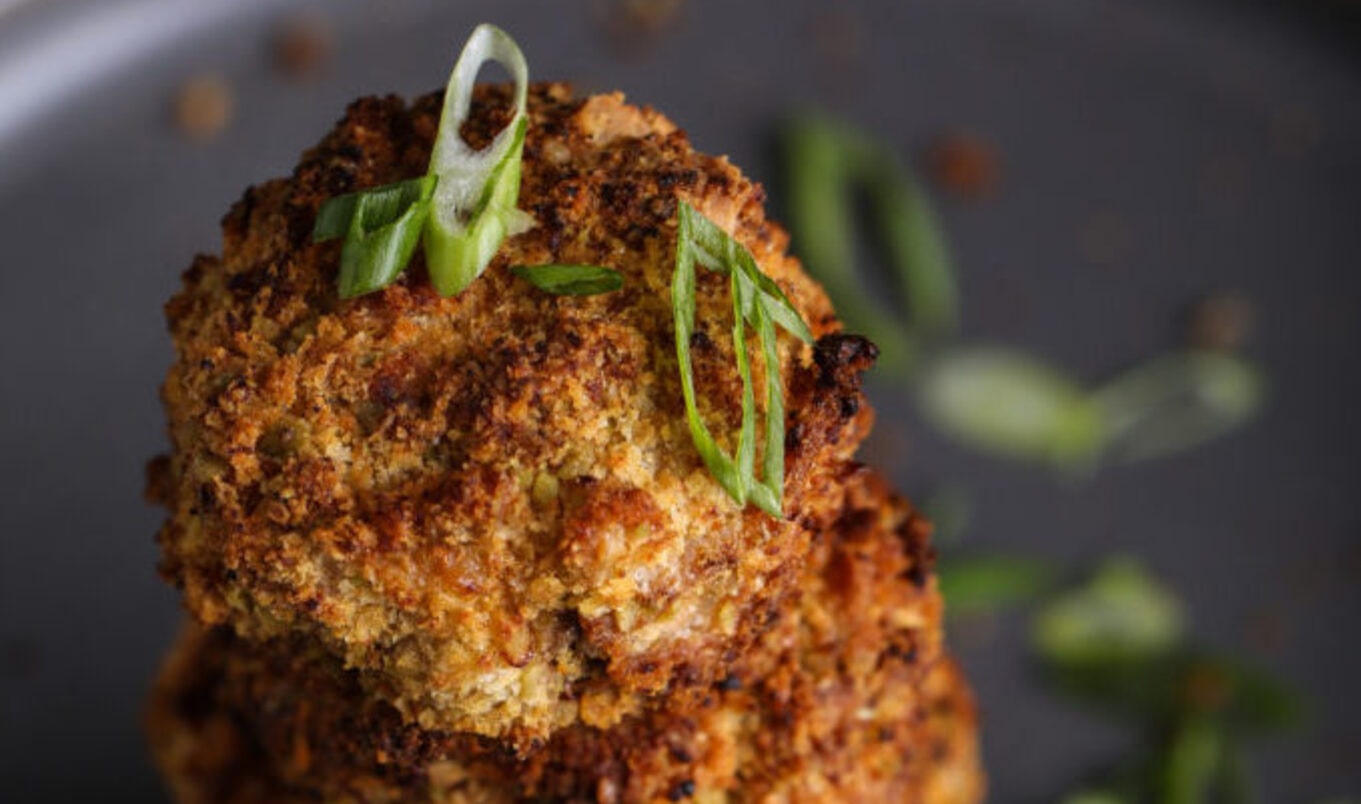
[424,24,531,297]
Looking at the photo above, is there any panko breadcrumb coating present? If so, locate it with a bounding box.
[147,469,983,803]
[150,83,877,743]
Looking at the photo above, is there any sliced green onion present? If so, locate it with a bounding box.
[673,207,745,504]
[751,292,786,512]
[1094,351,1266,461]
[916,346,1104,468]
[860,139,958,338]
[313,192,362,242]
[1182,655,1305,733]
[1032,558,1185,666]
[1061,793,1130,804]
[1159,718,1224,804]
[785,116,918,375]
[673,201,812,517]
[783,114,958,375]
[678,202,813,344]
[937,555,1057,617]
[313,25,533,300]
[730,269,759,503]
[1208,737,1254,804]
[511,264,623,295]
[312,175,438,298]
[423,24,531,297]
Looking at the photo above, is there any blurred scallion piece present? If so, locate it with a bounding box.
[917,346,1265,470]
[998,558,1303,803]
[782,112,1267,470]
[1033,557,1184,666]
[917,346,1104,469]
[1181,655,1306,733]
[783,114,958,376]
[862,133,958,337]
[1062,793,1130,804]
[937,555,1056,616]
[1160,718,1227,804]
[1094,351,1266,461]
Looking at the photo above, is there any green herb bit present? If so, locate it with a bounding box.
[1094,351,1266,461]
[937,555,1056,617]
[1160,718,1226,804]
[511,264,623,296]
[1032,557,1185,666]
[312,175,438,299]
[672,201,812,517]
[859,128,958,338]
[424,24,531,297]
[1209,736,1255,804]
[916,346,1104,469]
[1061,792,1130,804]
[783,114,958,376]
[1180,654,1305,733]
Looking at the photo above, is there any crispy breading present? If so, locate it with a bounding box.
[151,83,876,743]
[147,470,983,803]
[920,659,987,804]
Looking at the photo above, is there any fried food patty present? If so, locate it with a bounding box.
[148,469,983,803]
[151,83,875,743]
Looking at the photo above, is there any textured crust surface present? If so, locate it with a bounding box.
[152,84,875,742]
[148,469,983,803]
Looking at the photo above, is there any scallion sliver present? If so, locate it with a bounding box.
[511,264,623,296]
[672,201,812,517]
[313,175,437,299]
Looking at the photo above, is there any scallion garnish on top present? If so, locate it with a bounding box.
[511,264,623,296]
[672,201,812,517]
[312,176,437,298]
[312,24,531,299]
[424,24,532,297]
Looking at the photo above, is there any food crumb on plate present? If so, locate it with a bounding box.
[174,73,233,140]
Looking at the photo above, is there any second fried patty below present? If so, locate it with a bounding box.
[151,83,876,744]
[148,469,983,803]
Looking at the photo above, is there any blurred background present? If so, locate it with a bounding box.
[0,0,1358,800]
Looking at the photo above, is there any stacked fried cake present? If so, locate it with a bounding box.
[147,84,983,802]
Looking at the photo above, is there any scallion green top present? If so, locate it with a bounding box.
[672,201,812,517]
[511,264,623,296]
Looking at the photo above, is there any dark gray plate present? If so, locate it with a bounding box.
[1,0,1358,800]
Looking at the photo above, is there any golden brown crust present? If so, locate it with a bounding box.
[148,470,982,803]
[153,84,873,742]
[919,659,987,804]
